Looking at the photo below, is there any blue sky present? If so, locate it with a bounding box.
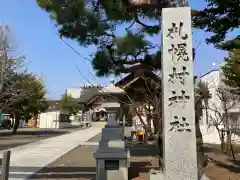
[0,0,230,99]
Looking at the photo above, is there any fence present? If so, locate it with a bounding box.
[0,150,11,180]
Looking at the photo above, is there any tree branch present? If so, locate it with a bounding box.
[134,12,159,29]
[125,20,136,31]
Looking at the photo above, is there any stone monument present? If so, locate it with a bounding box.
[94,112,129,180]
[150,6,209,180]
[161,6,197,180]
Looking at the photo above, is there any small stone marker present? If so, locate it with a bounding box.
[160,7,198,180]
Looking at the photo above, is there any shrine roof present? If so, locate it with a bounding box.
[115,70,159,90]
[78,84,124,104]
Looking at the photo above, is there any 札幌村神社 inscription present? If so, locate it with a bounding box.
[168,90,190,107]
[168,66,190,85]
[169,116,191,132]
[165,20,192,130]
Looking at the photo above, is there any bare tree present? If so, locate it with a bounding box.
[0,25,25,91]
[208,87,240,159]
[0,25,25,109]
[195,80,211,170]
[0,25,44,133]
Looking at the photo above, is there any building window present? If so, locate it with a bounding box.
[228,113,240,129]
[59,114,70,122]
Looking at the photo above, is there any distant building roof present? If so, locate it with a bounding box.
[199,69,219,78]
[81,84,103,89]
[78,87,99,103]
[100,83,124,94]
[47,100,60,105]
[46,100,60,111]
[78,84,124,103]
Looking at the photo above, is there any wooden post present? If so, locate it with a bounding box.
[1,150,11,180]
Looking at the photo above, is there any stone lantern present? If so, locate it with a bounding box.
[94,113,130,180]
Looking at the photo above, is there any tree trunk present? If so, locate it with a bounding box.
[230,135,236,162]
[154,96,163,168]
[147,104,152,130]
[152,105,159,134]
[146,114,154,140]
[216,127,225,153]
[32,115,38,127]
[12,113,20,134]
[135,110,153,143]
[195,115,205,174]
[224,103,231,155]
[224,112,231,156]
[153,96,161,134]
[156,133,163,169]
[226,130,232,155]
[153,116,158,134]
[147,116,151,131]
[204,100,209,124]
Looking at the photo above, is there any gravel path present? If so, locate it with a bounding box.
[28,141,159,180]
[87,133,101,142]
[28,145,98,180]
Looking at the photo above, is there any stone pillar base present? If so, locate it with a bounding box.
[94,151,129,180]
[149,169,164,180]
[149,170,210,180]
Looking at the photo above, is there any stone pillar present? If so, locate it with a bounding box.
[161,7,197,180]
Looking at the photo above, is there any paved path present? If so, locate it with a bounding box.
[0,128,80,151]
[1,122,105,180]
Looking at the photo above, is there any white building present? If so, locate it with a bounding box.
[199,69,240,144]
[38,100,71,129]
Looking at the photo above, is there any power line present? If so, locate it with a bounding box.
[54,30,131,105]
[57,32,104,85]
[56,32,105,89]
[58,35,92,63]
[75,65,99,88]
[55,31,107,86]
[194,31,208,51]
